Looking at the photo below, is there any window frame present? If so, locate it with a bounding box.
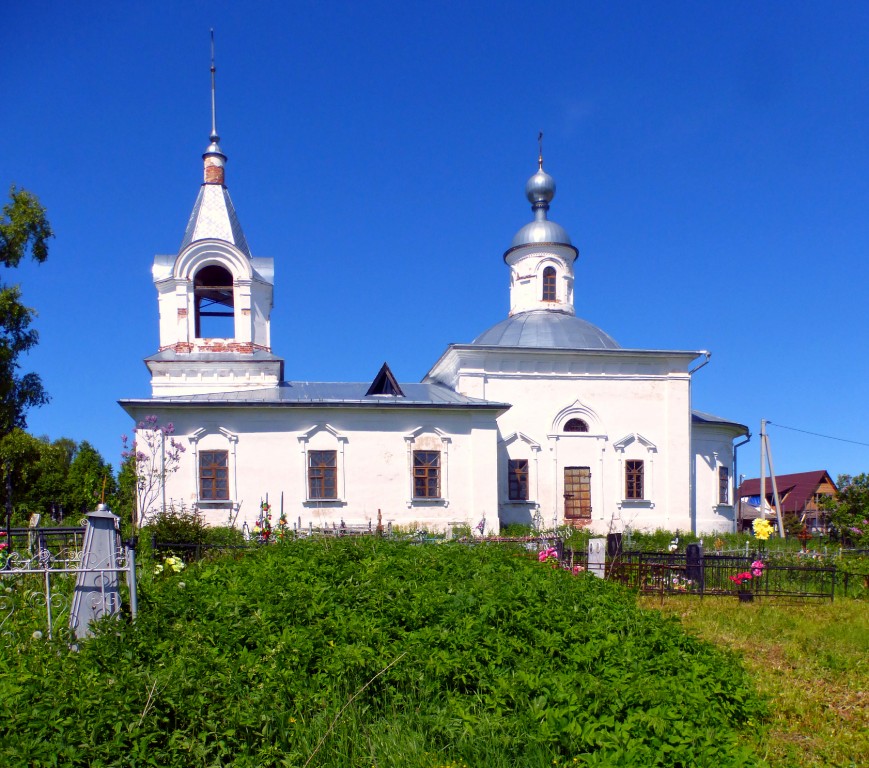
[412,450,441,499]
[199,449,229,501]
[508,458,529,501]
[718,465,729,505]
[625,459,644,500]
[542,266,557,302]
[308,449,338,500]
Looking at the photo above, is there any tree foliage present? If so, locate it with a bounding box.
[0,186,53,532]
[0,186,52,436]
[0,186,52,267]
[0,431,116,525]
[824,474,869,547]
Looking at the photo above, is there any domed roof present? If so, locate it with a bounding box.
[471,310,620,350]
[508,156,573,251]
[510,219,572,249]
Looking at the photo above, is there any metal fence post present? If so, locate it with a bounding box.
[126,540,138,620]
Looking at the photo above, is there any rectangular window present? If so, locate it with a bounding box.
[508,459,529,500]
[413,450,440,498]
[199,450,229,500]
[719,466,729,504]
[308,450,338,499]
[625,460,644,500]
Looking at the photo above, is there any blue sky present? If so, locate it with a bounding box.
[2,1,868,483]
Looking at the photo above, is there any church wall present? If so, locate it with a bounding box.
[472,367,694,534]
[132,405,500,534]
[692,424,741,534]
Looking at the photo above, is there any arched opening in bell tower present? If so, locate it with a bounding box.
[194,264,235,339]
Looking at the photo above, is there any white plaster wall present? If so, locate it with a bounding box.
[125,405,500,535]
[450,351,695,534]
[692,424,741,534]
[506,246,576,316]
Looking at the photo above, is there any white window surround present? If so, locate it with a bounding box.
[500,432,541,504]
[549,400,606,439]
[404,426,451,507]
[188,426,239,508]
[297,424,348,505]
[714,455,733,509]
[613,432,657,508]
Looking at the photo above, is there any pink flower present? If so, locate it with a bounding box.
[752,569,763,577]
[538,546,558,562]
[572,565,585,575]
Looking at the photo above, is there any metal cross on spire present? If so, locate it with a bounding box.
[210,29,219,143]
[537,131,544,170]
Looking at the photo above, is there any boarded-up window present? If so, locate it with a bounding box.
[625,460,644,500]
[199,450,229,500]
[508,459,529,500]
[564,466,592,520]
[309,450,338,499]
[413,451,440,498]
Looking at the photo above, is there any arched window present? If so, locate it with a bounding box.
[564,418,589,433]
[542,266,557,302]
[194,265,234,338]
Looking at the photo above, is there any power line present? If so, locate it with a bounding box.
[767,421,869,448]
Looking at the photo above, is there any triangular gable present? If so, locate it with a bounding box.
[365,362,405,397]
[500,431,542,452]
[613,432,657,453]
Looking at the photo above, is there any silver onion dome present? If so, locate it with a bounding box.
[508,156,573,251]
[526,167,555,204]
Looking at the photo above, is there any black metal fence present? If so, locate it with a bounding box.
[3,526,87,559]
[606,550,837,600]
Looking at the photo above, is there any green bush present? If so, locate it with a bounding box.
[0,540,767,767]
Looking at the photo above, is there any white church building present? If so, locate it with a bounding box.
[120,102,748,536]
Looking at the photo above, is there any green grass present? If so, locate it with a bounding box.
[0,539,767,767]
[640,596,868,768]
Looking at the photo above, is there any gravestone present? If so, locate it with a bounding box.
[69,505,122,640]
[686,542,704,588]
[588,537,606,579]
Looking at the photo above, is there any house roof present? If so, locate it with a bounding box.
[737,470,837,514]
[119,381,509,411]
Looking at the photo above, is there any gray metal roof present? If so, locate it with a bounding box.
[509,219,573,250]
[180,184,252,257]
[120,381,508,410]
[692,410,749,435]
[472,310,620,350]
[145,349,283,363]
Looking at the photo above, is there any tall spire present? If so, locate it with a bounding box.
[210,29,219,144]
[179,31,251,257]
[537,130,544,170]
[203,29,226,185]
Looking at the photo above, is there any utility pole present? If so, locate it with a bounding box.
[760,419,786,538]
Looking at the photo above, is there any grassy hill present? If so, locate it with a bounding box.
[0,539,767,767]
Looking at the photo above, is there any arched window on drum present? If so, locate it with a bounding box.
[542,266,557,302]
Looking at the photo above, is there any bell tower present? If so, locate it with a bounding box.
[503,137,579,317]
[146,35,283,396]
